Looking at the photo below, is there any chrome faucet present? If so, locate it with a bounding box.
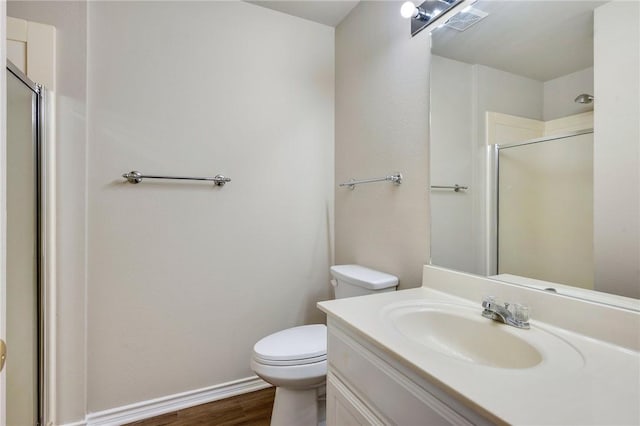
[481,296,530,329]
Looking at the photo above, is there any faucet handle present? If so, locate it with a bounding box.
[481,295,494,309]
[482,295,502,308]
[508,303,530,323]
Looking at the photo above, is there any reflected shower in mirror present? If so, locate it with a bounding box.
[429,0,640,308]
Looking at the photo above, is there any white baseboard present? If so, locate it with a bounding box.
[76,376,270,426]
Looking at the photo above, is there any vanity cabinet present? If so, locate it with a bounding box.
[327,372,384,425]
[326,319,491,426]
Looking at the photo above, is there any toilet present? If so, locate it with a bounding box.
[251,265,398,426]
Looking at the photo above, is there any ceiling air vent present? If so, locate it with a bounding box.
[444,7,489,32]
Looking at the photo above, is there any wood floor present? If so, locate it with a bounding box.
[125,387,275,426]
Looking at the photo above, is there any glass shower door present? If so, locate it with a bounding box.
[497,132,594,289]
[6,65,41,426]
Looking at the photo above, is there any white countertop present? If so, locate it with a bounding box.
[318,287,640,425]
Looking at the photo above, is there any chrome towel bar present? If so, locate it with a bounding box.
[122,170,231,187]
[431,184,468,192]
[339,173,402,190]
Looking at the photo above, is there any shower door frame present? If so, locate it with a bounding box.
[6,59,48,426]
[489,128,595,276]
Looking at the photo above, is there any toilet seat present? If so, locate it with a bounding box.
[253,353,326,366]
[252,324,328,390]
[253,324,327,366]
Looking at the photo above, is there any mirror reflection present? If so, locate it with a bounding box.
[429,0,639,306]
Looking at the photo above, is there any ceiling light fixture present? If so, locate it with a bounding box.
[401,0,475,37]
[400,2,431,20]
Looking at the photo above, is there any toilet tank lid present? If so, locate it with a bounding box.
[330,265,398,290]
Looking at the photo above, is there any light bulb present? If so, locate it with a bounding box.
[400,1,418,19]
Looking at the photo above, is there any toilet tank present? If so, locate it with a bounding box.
[330,265,398,299]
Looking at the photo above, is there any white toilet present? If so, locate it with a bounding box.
[251,265,398,426]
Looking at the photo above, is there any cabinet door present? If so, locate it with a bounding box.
[327,323,482,426]
[326,373,385,426]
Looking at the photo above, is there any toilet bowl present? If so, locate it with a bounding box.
[251,265,398,426]
[251,325,327,426]
[251,324,327,389]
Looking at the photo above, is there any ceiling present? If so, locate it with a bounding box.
[245,0,360,27]
[245,1,607,81]
[431,1,607,82]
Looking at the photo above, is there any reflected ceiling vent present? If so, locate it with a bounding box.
[444,7,488,31]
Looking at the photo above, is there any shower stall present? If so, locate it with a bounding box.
[6,60,46,426]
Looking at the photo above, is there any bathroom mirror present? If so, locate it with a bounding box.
[429,0,640,309]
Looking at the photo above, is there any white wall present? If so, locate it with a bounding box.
[429,55,475,274]
[543,67,594,121]
[593,1,640,299]
[334,1,430,289]
[6,2,88,423]
[475,64,544,124]
[87,1,334,413]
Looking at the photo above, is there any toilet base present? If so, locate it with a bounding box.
[271,386,325,426]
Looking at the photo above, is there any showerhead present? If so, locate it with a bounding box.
[574,94,594,104]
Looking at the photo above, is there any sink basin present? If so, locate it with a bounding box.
[383,302,583,370]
